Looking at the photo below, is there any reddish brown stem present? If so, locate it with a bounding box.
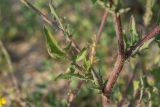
[114,14,125,56]
[96,11,109,43]
[126,26,160,58]
[68,10,109,106]
[103,55,125,97]
[103,13,125,104]
[103,25,160,105]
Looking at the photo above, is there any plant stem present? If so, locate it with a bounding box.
[103,25,160,105]
[20,0,80,53]
[20,0,57,27]
[103,55,125,98]
[103,13,125,105]
[126,26,160,58]
[67,80,84,107]
[96,11,109,43]
[114,14,125,56]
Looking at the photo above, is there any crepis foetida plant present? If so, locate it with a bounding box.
[20,0,160,106]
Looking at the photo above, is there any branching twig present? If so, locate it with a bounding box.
[20,0,80,53]
[102,12,160,105]
[103,13,125,103]
[20,0,57,27]
[67,9,110,106]
[20,0,160,106]
[68,10,109,106]
[126,26,160,58]
[67,80,84,107]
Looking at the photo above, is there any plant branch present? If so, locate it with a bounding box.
[103,55,125,98]
[102,13,125,104]
[67,80,84,107]
[20,0,57,27]
[126,26,160,58]
[103,25,160,104]
[96,11,109,43]
[20,0,80,53]
[114,14,125,56]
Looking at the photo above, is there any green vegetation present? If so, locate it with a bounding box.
[0,0,160,107]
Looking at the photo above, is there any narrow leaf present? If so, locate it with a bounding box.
[83,58,91,72]
[75,48,87,62]
[55,72,87,81]
[129,15,139,45]
[44,26,65,58]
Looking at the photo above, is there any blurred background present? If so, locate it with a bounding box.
[0,0,160,107]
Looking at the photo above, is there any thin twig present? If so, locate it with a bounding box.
[20,0,80,53]
[67,80,84,107]
[117,62,140,107]
[20,0,57,27]
[0,41,26,107]
[96,11,109,43]
[68,9,110,107]
[68,10,109,106]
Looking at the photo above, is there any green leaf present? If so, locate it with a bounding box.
[130,15,139,45]
[123,31,130,49]
[49,4,64,29]
[44,26,65,58]
[75,48,87,62]
[91,69,103,88]
[88,81,102,91]
[55,72,87,81]
[83,58,91,72]
[130,16,137,35]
